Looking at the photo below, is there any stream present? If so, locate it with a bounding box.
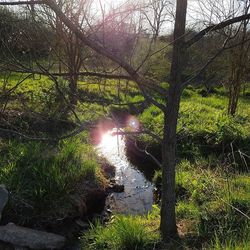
[97,128,155,215]
[64,127,156,249]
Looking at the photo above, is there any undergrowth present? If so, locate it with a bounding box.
[0,137,105,226]
[82,206,160,250]
[153,158,250,249]
[1,73,249,249]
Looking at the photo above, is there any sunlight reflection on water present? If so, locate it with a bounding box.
[96,128,154,215]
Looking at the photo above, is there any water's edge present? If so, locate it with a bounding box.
[97,128,155,215]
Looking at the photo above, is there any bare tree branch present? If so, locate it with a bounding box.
[185,12,250,48]
[0,0,43,6]
[0,0,167,111]
[0,68,133,80]
[111,130,162,143]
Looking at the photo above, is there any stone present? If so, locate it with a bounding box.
[0,223,66,249]
[0,184,9,221]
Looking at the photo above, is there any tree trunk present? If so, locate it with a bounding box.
[160,88,181,240]
[69,72,78,107]
[67,34,81,108]
[160,0,187,241]
[227,15,249,116]
[228,78,241,116]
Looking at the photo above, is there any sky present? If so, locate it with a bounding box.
[1,0,247,35]
[90,0,245,34]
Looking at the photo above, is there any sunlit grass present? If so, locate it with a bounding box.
[1,72,250,248]
[151,158,250,248]
[82,206,160,250]
[0,137,105,226]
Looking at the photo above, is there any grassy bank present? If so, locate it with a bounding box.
[81,87,250,249]
[1,73,249,248]
[0,136,108,228]
[82,160,249,249]
[82,206,161,250]
[0,74,119,230]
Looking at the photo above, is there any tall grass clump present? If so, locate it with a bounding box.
[0,137,104,226]
[82,206,160,250]
[207,222,250,250]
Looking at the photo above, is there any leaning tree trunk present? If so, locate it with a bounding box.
[160,0,187,241]
[67,34,81,108]
[228,40,246,116]
[227,53,242,116]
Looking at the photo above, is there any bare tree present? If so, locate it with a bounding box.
[227,1,250,115]
[142,0,174,40]
[1,0,250,241]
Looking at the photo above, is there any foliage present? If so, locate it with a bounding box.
[140,87,250,169]
[0,7,51,58]
[0,70,250,249]
[82,206,160,250]
[0,137,104,226]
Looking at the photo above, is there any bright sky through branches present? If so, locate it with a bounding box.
[0,0,246,35]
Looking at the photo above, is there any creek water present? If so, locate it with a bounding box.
[64,128,156,249]
[96,128,155,215]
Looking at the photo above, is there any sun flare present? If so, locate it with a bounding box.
[98,128,126,155]
[100,132,115,148]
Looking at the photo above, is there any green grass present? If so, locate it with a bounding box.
[150,157,250,248]
[139,87,250,169]
[209,226,250,250]
[1,71,250,248]
[0,137,106,226]
[0,73,57,113]
[140,87,250,143]
[82,206,160,250]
